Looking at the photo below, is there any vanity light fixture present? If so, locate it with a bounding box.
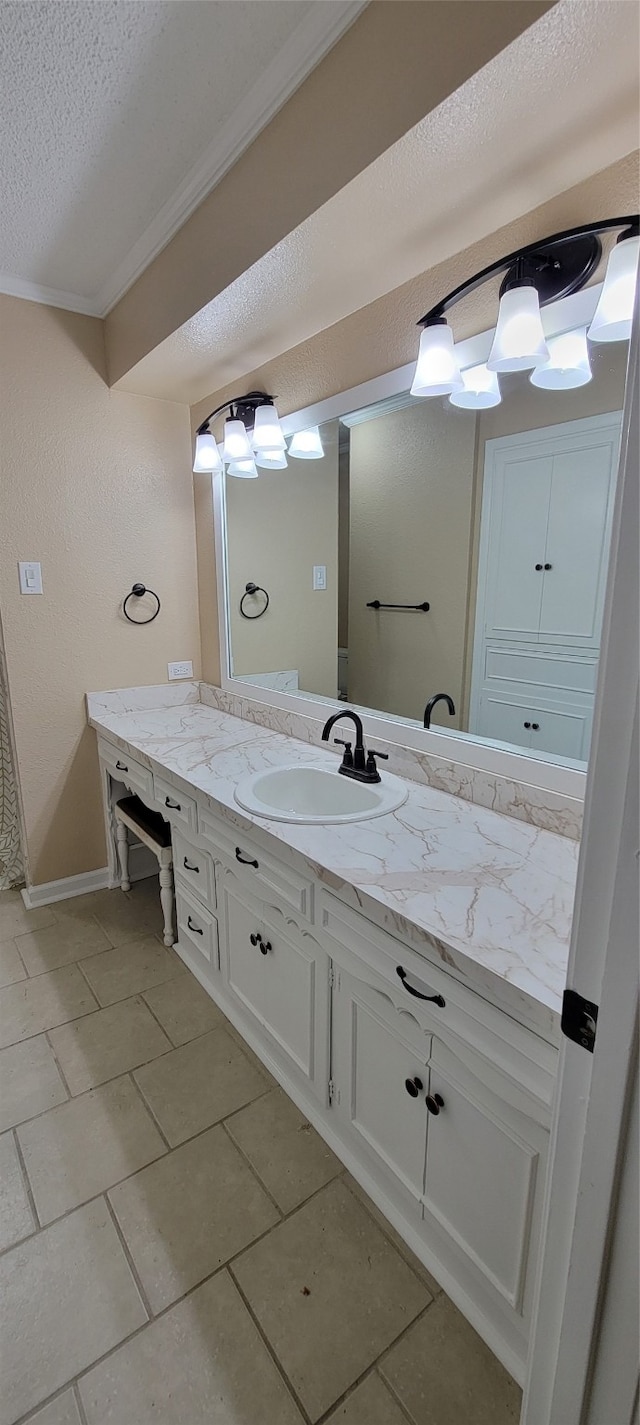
[192,431,222,473]
[255,450,288,469]
[410,215,639,399]
[223,418,254,463]
[530,326,592,390]
[252,403,287,454]
[193,391,286,479]
[288,427,325,459]
[449,362,501,409]
[226,457,259,478]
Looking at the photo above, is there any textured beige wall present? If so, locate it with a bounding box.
[226,424,339,697]
[0,296,200,885]
[106,0,551,385]
[348,403,477,724]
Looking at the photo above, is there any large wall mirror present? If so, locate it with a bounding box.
[221,281,633,775]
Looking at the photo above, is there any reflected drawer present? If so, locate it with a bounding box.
[153,774,198,835]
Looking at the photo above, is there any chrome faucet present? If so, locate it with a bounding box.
[321,710,388,784]
[423,693,456,730]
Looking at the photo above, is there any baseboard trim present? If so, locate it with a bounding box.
[22,845,158,908]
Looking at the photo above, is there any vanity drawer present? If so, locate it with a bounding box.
[98,737,153,803]
[176,884,218,973]
[319,891,557,1114]
[153,774,198,835]
[199,806,314,922]
[173,831,216,911]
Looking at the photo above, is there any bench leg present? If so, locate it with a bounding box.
[115,820,131,892]
[159,863,175,947]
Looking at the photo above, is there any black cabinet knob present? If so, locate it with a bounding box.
[404,1076,424,1098]
[544,563,552,571]
[532,722,540,731]
[426,1092,444,1116]
[535,563,543,571]
[524,721,531,730]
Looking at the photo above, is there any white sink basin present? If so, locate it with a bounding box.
[234,764,408,824]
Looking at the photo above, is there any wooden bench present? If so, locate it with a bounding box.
[114,795,174,946]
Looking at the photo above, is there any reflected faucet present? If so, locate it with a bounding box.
[423,693,456,730]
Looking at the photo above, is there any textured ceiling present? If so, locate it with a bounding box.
[118,0,639,405]
[0,0,361,311]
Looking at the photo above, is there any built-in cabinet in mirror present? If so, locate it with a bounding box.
[224,330,629,768]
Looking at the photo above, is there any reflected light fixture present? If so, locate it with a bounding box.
[530,326,592,390]
[256,450,288,469]
[288,427,324,459]
[192,391,285,479]
[227,457,259,478]
[411,215,638,399]
[449,362,501,409]
[192,430,222,472]
[588,228,640,343]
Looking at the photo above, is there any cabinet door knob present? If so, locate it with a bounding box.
[544,563,552,571]
[535,563,543,571]
[532,722,540,731]
[426,1092,444,1116]
[404,1076,424,1098]
[524,721,531,729]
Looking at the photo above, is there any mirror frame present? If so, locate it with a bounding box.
[213,277,629,803]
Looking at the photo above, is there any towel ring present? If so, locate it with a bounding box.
[240,582,269,620]
[123,583,161,624]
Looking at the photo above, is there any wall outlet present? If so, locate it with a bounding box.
[313,565,327,591]
[168,661,193,680]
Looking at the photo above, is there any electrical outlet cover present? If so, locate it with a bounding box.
[168,661,194,680]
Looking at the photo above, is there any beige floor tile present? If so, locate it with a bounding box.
[379,1295,522,1425]
[0,1034,68,1132]
[143,971,223,1045]
[0,889,55,944]
[232,1177,431,1421]
[15,918,111,976]
[79,935,183,1006]
[17,1389,82,1425]
[134,1026,267,1146]
[325,1373,409,1424]
[0,939,26,989]
[48,994,171,1095]
[0,1130,35,1251]
[0,964,98,1049]
[53,886,163,946]
[0,1197,147,1424]
[344,1172,442,1297]
[226,1086,342,1213]
[79,1269,304,1425]
[109,1123,278,1312]
[18,1076,167,1224]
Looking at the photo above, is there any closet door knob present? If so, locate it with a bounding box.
[535,563,543,571]
[524,721,531,730]
[532,722,540,731]
[544,563,552,571]
[404,1076,424,1098]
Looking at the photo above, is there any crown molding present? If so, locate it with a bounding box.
[0,1,365,321]
[0,271,101,317]
[94,0,366,317]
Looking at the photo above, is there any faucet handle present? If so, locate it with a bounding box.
[334,738,354,768]
[365,749,389,780]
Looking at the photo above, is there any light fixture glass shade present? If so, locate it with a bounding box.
[192,431,222,472]
[288,427,324,459]
[587,234,639,343]
[255,450,288,469]
[487,285,550,372]
[252,403,286,453]
[410,322,463,397]
[530,327,592,390]
[223,418,253,462]
[226,457,258,479]
[449,363,501,409]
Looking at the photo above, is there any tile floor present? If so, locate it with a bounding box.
[0,880,522,1425]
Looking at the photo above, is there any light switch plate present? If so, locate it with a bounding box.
[313,565,327,591]
[168,661,193,680]
[18,561,43,595]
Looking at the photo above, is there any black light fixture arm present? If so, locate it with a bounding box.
[417,215,639,327]
[196,391,276,437]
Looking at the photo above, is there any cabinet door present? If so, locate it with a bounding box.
[540,436,617,645]
[331,965,429,1210]
[422,1039,547,1316]
[220,868,329,1100]
[482,454,552,641]
[477,690,592,760]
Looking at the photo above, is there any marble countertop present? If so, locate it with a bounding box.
[88,692,579,1044]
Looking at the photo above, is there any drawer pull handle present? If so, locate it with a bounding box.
[187,916,203,935]
[426,1092,445,1116]
[165,797,181,811]
[250,931,271,956]
[115,761,128,772]
[183,858,199,873]
[396,966,445,1007]
[404,1076,424,1099]
[236,848,259,868]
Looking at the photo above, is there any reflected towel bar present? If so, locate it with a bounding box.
[366,600,430,612]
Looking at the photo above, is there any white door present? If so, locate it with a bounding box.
[482,452,552,640]
[539,433,619,644]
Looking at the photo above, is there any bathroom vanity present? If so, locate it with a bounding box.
[88,684,578,1385]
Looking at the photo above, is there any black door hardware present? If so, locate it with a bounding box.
[561,989,598,1052]
[165,797,181,811]
[396,966,445,1007]
[367,600,430,612]
[535,563,543,571]
[187,916,203,935]
[532,722,540,730]
[544,563,552,570]
[250,932,271,956]
[524,722,531,729]
[115,760,128,772]
[183,858,199,873]
[426,1093,445,1116]
[404,1076,424,1098]
[236,848,259,868]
